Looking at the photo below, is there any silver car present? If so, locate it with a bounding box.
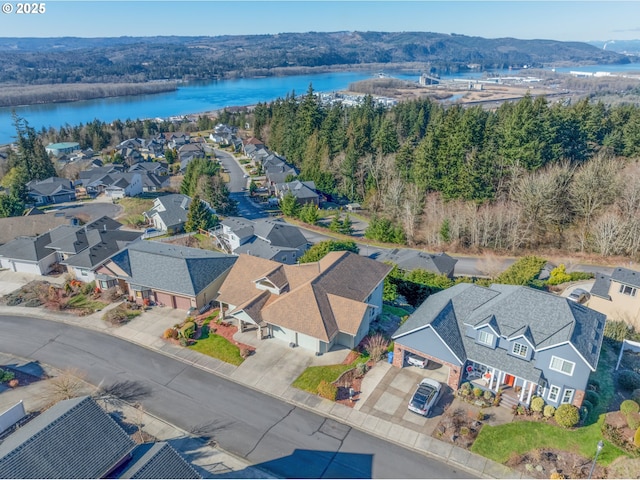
[568,288,590,304]
[408,378,442,417]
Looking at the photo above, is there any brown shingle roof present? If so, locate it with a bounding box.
[217,252,392,342]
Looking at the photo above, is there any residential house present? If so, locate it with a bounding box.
[26,177,76,205]
[45,142,80,157]
[103,172,143,199]
[214,217,308,264]
[589,267,640,331]
[178,143,206,171]
[0,224,79,275]
[375,250,458,278]
[115,147,144,166]
[242,137,265,155]
[129,161,169,176]
[216,251,392,353]
[164,132,190,149]
[96,240,236,310]
[144,194,195,234]
[391,283,605,408]
[0,396,199,479]
[274,180,319,206]
[0,212,78,245]
[265,162,298,187]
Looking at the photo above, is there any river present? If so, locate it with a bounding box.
[1,63,639,145]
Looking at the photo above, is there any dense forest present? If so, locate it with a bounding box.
[252,87,640,258]
[0,32,629,86]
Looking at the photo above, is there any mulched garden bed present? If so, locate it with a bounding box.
[0,365,49,390]
[334,350,376,408]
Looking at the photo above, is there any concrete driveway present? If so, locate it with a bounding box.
[356,362,452,435]
[0,270,65,295]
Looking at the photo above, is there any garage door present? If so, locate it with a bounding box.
[174,295,192,310]
[271,325,293,344]
[296,332,318,352]
[155,292,173,308]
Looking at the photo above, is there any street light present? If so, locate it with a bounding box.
[587,440,604,479]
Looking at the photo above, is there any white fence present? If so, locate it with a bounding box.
[616,338,640,370]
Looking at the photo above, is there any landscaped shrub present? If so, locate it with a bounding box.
[530,396,545,413]
[23,298,42,307]
[180,321,196,339]
[473,387,483,398]
[617,370,640,392]
[0,368,15,382]
[80,281,96,296]
[585,389,600,407]
[554,404,580,428]
[163,328,178,340]
[460,382,472,394]
[620,399,640,414]
[494,256,547,286]
[483,390,493,401]
[588,379,600,392]
[8,379,19,388]
[546,264,572,285]
[363,334,388,361]
[317,380,338,401]
[632,389,640,404]
[605,320,634,343]
[5,294,23,306]
[627,412,640,431]
[581,400,593,416]
[543,405,556,418]
[550,472,566,479]
[635,427,640,448]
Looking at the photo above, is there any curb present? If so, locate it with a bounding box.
[0,306,516,478]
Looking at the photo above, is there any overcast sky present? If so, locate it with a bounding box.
[1,1,639,42]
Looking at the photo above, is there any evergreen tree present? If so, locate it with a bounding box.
[9,114,56,181]
[184,195,217,232]
[299,202,319,225]
[0,195,24,218]
[298,240,359,263]
[279,192,301,217]
[339,214,353,235]
[329,210,342,233]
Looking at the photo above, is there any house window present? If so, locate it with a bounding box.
[477,330,493,346]
[548,385,560,403]
[561,388,575,404]
[619,284,637,297]
[512,342,528,357]
[80,269,88,277]
[100,280,109,289]
[550,356,575,376]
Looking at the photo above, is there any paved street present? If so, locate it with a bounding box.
[215,148,266,220]
[0,314,478,479]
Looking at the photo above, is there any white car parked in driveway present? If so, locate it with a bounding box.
[408,378,442,417]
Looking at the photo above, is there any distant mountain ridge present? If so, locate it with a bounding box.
[0,31,631,85]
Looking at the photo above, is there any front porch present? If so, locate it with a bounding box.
[463,361,541,408]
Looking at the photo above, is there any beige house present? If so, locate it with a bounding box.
[589,267,640,330]
[216,251,392,354]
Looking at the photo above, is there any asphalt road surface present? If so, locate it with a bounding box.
[0,315,472,479]
[215,148,266,220]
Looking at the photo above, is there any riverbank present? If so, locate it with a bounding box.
[0,81,178,108]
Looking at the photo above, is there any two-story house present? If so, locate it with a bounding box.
[216,251,392,353]
[589,267,640,331]
[391,283,605,409]
[213,217,309,264]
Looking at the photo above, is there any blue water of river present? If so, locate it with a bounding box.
[1,64,638,145]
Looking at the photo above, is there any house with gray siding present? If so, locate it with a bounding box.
[391,283,605,409]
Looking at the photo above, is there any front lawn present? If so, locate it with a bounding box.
[293,353,369,394]
[383,304,412,317]
[66,294,107,313]
[188,326,244,366]
[471,415,626,466]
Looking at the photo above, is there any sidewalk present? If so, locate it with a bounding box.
[0,303,520,479]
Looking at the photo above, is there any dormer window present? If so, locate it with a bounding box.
[619,284,637,297]
[512,342,528,357]
[478,330,493,346]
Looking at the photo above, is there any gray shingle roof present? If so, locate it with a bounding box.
[611,267,640,289]
[0,231,56,262]
[62,230,142,269]
[234,237,298,261]
[375,249,458,276]
[590,272,612,299]
[0,396,135,479]
[144,194,192,230]
[117,442,200,479]
[393,283,605,376]
[109,240,237,297]
[222,217,308,252]
[26,177,74,197]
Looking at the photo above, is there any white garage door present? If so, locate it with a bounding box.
[296,332,318,352]
[271,325,294,344]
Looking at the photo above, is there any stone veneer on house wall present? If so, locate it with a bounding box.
[392,343,462,390]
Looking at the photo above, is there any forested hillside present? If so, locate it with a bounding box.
[0,32,628,85]
[253,87,640,258]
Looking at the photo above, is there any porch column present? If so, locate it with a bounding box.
[219,301,225,319]
[520,380,527,402]
[498,371,505,387]
[489,368,496,390]
[526,382,535,405]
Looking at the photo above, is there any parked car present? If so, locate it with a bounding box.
[408,378,442,417]
[568,288,590,304]
[405,352,428,368]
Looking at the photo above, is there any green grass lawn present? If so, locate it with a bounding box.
[293,353,369,394]
[471,415,627,466]
[188,326,244,366]
[383,304,412,317]
[117,197,154,217]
